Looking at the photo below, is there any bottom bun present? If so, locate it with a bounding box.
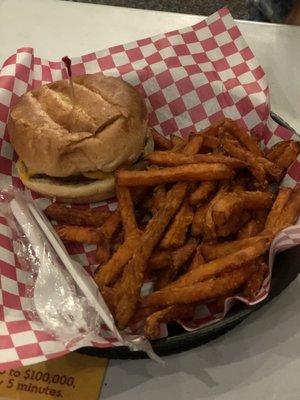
[17,161,115,204]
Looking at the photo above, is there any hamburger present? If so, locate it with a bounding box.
[8,73,152,203]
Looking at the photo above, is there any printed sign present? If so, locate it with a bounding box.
[0,353,107,399]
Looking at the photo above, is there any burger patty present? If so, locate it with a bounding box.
[31,174,97,185]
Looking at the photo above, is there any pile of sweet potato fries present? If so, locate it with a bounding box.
[45,119,300,339]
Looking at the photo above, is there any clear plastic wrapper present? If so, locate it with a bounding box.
[0,189,161,362]
[0,189,103,345]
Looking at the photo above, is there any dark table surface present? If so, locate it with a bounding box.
[65,0,295,23]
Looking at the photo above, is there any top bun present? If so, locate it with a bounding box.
[8,73,148,177]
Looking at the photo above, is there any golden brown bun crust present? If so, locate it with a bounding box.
[8,73,147,177]
[15,133,153,204]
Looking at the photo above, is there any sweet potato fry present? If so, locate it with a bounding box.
[198,119,225,137]
[265,188,300,234]
[171,238,197,270]
[160,200,194,249]
[99,210,121,239]
[255,209,268,230]
[55,225,104,244]
[216,210,251,238]
[265,141,290,161]
[141,264,257,308]
[100,286,117,315]
[96,234,111,265]
[203,182,230,238]
[223,118,263,156]
[164,237,269,290]
[236,209,267,240]
[115,182,189,329]
[191,202,210,237]
[146,151,246,168]
[116,186,137,240]
[182,134,204,155]
[222,140,267,185]
[117,163,233,187]
[154,269,173,291]
[265,140,299,165]
[188,245,205,270]
[171,134,186,151]
[243,259,268,299]
[111,228,124,252]
[152,185,167,213]
[141,186,167,216]
[150,127,172,150]
[222,139,283,183]
[201,134,241,151]
[148,250,171,271]
[45,203,111,226]
[130,305,162,325]
[155,238,198,290]
[201,134,221,150]
[101,187,147,245]
[211,191,274,228]
[94,235,137,287]
[189,181,217,206]
[201,234,271,261]
[237,219,259,239]
[144,304,196,339]
[257,156,284,182]
[275,141,300,169]
[264,188,293,231]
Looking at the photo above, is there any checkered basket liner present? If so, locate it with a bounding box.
[0,7,299,370]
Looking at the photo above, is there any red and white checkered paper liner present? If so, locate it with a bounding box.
[0,7,300,370]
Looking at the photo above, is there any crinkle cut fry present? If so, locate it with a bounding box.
[115,182,189,329]
[141,264,257,308]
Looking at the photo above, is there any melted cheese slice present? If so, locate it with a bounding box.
[19,160,113,181]
[82,171,113,180]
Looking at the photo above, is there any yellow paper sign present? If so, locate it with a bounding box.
[0,353,108,400]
